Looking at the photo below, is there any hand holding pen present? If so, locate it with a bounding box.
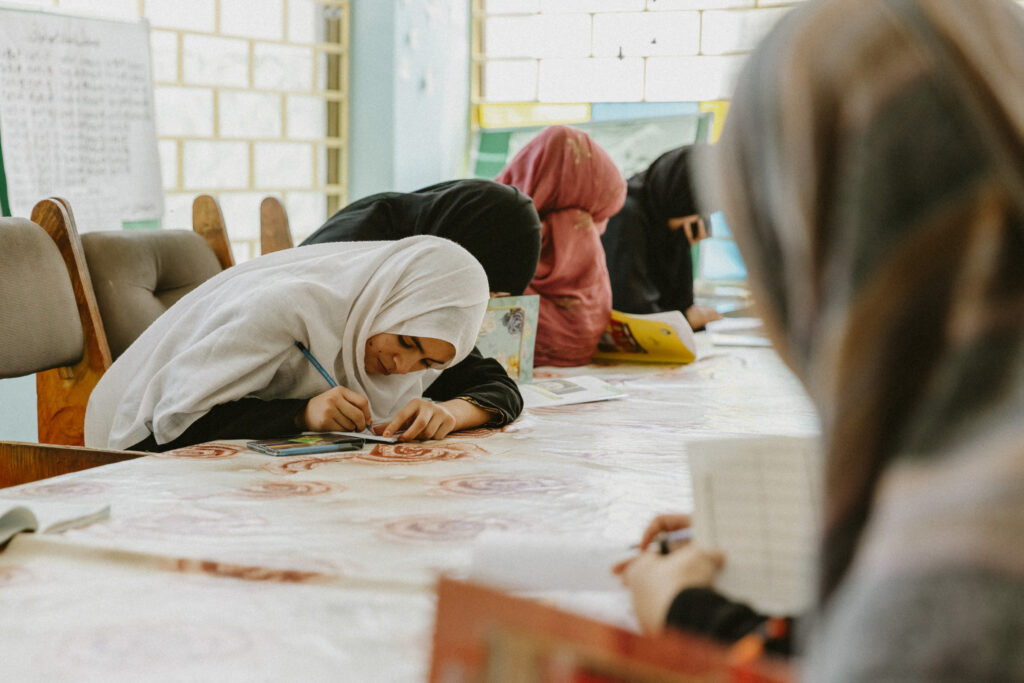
[295,341,373,432]
[637,513,693,554]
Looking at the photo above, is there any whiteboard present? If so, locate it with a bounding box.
[0,8,163,231]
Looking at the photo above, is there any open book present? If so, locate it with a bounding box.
[1,501,110,547]
[594,309,697,364]
[687,435,823,616]
[519,375,626,409]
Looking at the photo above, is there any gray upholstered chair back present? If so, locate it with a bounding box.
[0,217,84,378]
[81,229,223,359]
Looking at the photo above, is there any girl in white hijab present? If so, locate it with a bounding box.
[85,235,490,451]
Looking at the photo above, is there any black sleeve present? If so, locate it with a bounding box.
[423,347,522,427]
[665,588,795,657]
[666,587,767,643]
[128,397,309,452]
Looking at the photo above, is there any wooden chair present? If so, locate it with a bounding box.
[81,224,223,360]
[192,194,235,269]
[35,197,227,444]
[260,196,293,254]
[31,198,114,446]
[1,199,142,487]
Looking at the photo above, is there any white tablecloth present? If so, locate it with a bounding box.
[0,337,817,682]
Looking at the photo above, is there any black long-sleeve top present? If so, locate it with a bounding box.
[129,347,521,452]
[665,588,795,657]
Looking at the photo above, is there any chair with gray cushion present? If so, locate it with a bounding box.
[81,230,223,359]
[0,198,142,486]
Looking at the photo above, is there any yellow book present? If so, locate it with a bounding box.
[593,309,697,364]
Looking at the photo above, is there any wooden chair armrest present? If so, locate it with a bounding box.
[0,441,144,488]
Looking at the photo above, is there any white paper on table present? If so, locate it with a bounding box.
[519,376,627,409]
[706,317,772,347]
[468,531,632,592]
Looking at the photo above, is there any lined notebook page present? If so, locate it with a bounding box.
[688,435,823,616]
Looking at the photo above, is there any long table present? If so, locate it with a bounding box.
[0,336,817,681]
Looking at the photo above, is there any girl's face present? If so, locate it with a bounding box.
[364,334,455,376]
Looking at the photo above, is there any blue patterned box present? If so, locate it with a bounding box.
[474,294,539,383]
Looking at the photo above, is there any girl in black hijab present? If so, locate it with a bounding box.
[301,178,543,430]
[601,146,722,331]
[303,179,541,296]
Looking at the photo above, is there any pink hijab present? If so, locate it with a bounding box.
[496,126,627,366]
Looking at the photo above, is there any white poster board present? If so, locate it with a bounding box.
[0,8,162,230]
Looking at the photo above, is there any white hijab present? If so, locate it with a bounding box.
[85,235,489,449]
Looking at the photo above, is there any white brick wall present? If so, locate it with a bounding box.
[33,0,349,262]
[477,1,807,102]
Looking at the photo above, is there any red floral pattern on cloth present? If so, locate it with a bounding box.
[163,558,332,583]
[432,474,575,497]
[349,442,487,465]
[260,453,355,475]
[232,480,346,498]
[376,515,518,544]
[14,481,108,497]
[156,443,244,459]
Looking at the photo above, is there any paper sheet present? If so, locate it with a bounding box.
[688,435,823,615]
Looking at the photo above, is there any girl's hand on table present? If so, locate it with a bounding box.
[383,397,458,441]
[622,544,726,635]
[685,305,723,331]
[302,386,372,432]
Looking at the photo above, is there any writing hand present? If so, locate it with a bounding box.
[302,386,372,432]
[612,513,692,576]
[622,544,726,635]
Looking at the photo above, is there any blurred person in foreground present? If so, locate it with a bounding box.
[620,0,1024,679]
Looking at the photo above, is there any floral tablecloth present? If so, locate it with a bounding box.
[0,337,818,682]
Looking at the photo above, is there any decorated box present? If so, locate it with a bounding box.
[474,294,539,383]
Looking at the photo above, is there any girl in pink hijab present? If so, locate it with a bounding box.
[496,125,627,366]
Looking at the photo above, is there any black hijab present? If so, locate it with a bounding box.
[602,146,702,314]
[302,179,541,296]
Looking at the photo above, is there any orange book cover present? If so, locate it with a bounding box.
[429,577,792,683]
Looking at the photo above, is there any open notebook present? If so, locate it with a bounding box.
[0,501,110,547]
[688,435,823,616]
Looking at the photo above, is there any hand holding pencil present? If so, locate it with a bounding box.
[295,341,373,432]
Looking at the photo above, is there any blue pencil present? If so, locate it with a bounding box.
[294,341,338,388]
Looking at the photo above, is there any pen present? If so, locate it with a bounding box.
[655,528,696,557]
[657,528,693,554]
[630,528,694,554]
[294,341,337,388]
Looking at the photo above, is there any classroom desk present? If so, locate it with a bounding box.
[0,336,817,682]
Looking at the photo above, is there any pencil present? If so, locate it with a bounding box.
[294,341,338,388]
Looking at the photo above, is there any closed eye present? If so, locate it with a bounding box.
[404,335,445,370]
